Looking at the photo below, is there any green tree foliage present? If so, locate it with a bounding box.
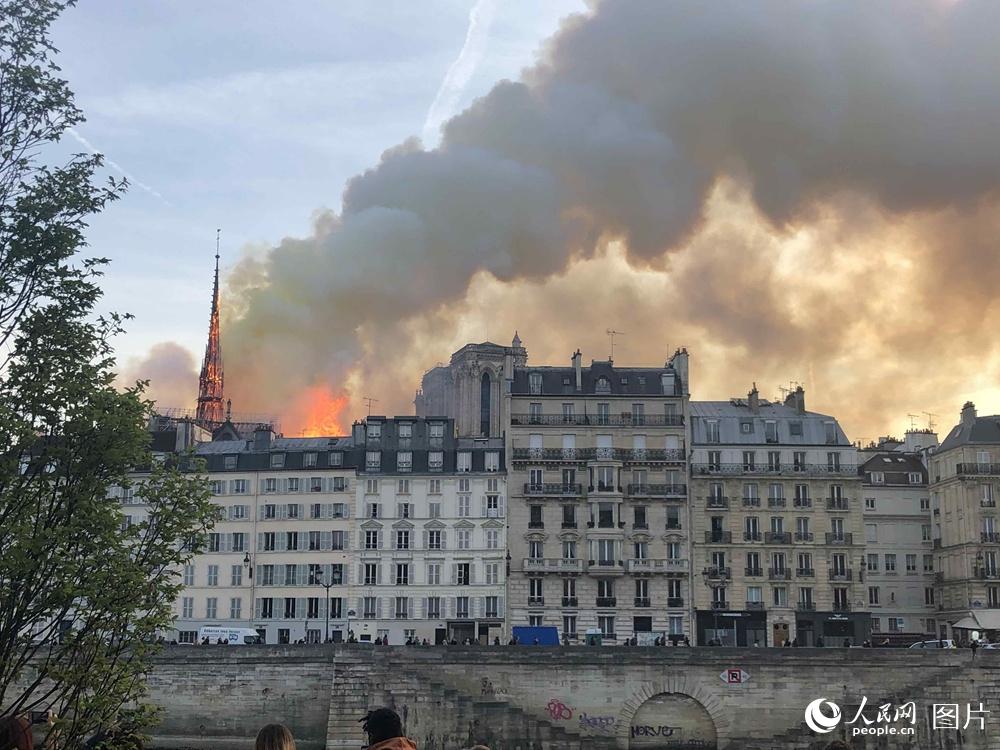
[0,2,217,746]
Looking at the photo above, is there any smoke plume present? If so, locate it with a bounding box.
[223,0,1000,440]
[118,341,198,410]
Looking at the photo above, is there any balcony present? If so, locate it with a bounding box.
[768,568,791,580]
[511,413,685,427]
[982,500,997,508]
[982,532,1000,543]
[977,570,1000,580]
[627,558,688,574]
[746,601,765,610]
[826,498,850,511]
[627,483,688,498]
[702,566,731,579]
[796,568,815,577]
[528,521,545,529]
[588,559,625,575]
[562,596,578,607]
[711,601,730,610]
[742,496,761,507]
[825,533,854,545]
[632,522,649,530]
[523,483,583,497]
[768,498,787,508]
[797,601,817,611]
[765,531,792,544]
[745,566,764,576]
[512,447,583,463]
[634,597,651,608]
[743,531,762,542]
[667,597,684,608]
[956,463,1000,477]
[829,569,853,581]
[561,521,578,529]
[705,531,732,544]
[691,462,858,478]
[793,498,813,508]
[794,532,814,542]
[833,602,852,612]
[528,596,545,606]
[522,558,584,574]
[587,518,618,529]
[706,496,730,509]
[596,597,617,608]
[665,521,683,531]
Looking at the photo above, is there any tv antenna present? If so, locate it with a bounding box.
[363,396,379,416]
[907,413,920,430]
[606,329,625,362]
[922,411,937,431]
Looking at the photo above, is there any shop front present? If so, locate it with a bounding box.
[795,611,870,646]
[696,609,767,646]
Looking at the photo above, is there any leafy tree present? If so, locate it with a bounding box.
[0,1,217,746]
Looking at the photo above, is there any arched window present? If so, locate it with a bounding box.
[480,372,491,436]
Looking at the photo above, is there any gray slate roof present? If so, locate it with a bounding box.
[689,400,850,445]
[939,415,1000,452]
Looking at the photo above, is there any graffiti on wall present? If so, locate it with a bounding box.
[579,712,617,733]
[480,677,508,698]
[545,698,574,720]
[544,699,617,733]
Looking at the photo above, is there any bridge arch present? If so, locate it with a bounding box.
[616,679,730,749]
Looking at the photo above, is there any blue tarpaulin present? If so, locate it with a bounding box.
[512,625,560,645]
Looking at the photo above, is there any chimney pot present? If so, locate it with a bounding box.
[962,401,977,426]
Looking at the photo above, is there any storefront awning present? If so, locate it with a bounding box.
[952,611,1000,630]
[952,617,979,630]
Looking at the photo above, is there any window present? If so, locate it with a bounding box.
[264,477,277,493]
[772,587,787,607]
[331,531,346,550]
[365,530,380,550]
[457,452,472,472]
[428,479,441,494]
[529,505,543,528]
[395,563,410,586]
[429,452,444,471]
[458,495,471,517]
[224,456,237,470]
[367,503,380,519]
[260,598,273,619]
[906,554,917,573]
[869,587,880,606]
[260,565,275,586]
[884,554,896,572]
[824,422,837,444]
[231,479,247,494]
[529,372,543,394]
[427,563,441,586]
[183,565,195,586]
[303,452,317,467]
[909,472,922,484]
[485,451,500,472]
[789,421,803,436]
[870,471,884,484]
[867,553,879,571]
[486,494,501,517]
[456,563,471,586]
[924,554,934,573]
[486,529,500,549]
[708,451,721,471]
[230,597,242,620]
[363,564,379,586]
[706,420,720,443]
[397,453,412,473]
[865,497,876,510]
[457,529,471,550]
[632,403,645,425]
[429,502,441,518]
[767,452,780,471]
[743,451,756,471]
[485,562,499,584]
[427,530,442,550]
[396,530,410,550]
[529,540,543,559]
[287,477,300,492]
[270,454,285,469]
[397,502,411,518]
[562,540,577,559]
[395,597,409,619]
[865,524,877,543]
[286,531,299,551]
[331,451,345,467]
[740,420,753,434]
[181,597,194,619]
[207,565,219,586]
[765,421,777,443]
[231,565,242,586]
[922,524,931,541]
[363,597,377,618]
[920,497,930,511]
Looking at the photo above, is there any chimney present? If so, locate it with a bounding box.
[253,424,273,452]
[667,348,689,395]
[748,383,760,414]
[961,401,977,427]
[572,350,582,391]
[784,385,806,414]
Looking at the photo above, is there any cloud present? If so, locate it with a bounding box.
[222,0,1000,439]
[421,0,499,147]
[118,341,198,410]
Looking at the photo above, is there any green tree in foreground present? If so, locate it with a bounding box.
[0,1,217,746]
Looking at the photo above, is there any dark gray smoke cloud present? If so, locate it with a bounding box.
[223,0,1000,435]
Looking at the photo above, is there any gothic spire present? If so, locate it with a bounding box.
[196,230,225,426]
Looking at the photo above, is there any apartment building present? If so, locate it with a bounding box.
[859,432,937,644]
[930,402,1000,639]
[689,386,868,646]
[352,416,506,644]
[505,349,692,642]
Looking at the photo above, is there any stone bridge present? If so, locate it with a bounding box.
[133,646,1000,749]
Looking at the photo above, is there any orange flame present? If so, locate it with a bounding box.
[291,385,349,437]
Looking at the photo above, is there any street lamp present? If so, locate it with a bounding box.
[322,575,334,643]
[243,553,254,630]
[347,608,356,643]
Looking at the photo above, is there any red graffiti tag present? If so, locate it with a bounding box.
[546,699,573,720]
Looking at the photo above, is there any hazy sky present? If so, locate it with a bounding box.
[53,0,582,378]
[56,1,1000,443]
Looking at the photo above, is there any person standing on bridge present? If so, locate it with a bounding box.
[360,708,417,750]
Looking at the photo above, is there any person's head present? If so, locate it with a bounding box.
[255,723,296,750]
[361,708,403,744]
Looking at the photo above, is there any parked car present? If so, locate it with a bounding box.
[909,639,956,649]
[979,642,1000,649]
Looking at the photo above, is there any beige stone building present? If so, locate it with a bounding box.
[505,349,692,642]
[930,402,1000,639]
[689,387,867,646]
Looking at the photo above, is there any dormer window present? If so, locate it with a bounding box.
[368,424,381,439]
[596,377,611,394]
[398,423,412,439]
[529,372,543,395]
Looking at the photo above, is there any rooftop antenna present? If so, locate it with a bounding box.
[778,385,791,400]
[606,329,625,362]
[363,396,379,417]
[907,413,919,430]
[922,411,937,431]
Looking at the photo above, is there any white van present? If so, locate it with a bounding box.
[198,626,262,645]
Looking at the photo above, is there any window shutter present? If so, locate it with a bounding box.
[408,598,414,619]
[499,597,505,617]
[469,564,476,585]
[499,495,505,515]
[322,531,332,551]
[222,534,232,553]
[258,506,266,521]
[297,597,307,618]
[358,565,364,585]
[343,504,350,519]
[344,531,352,550]
[376,565,383,585]
[448,597,455,618]
[390,565,397,585]
[320,597,329,619]
[391,531,397,550]
[378,530,384,549]
[451,564,457,584]
[228,505,236,520]
[256,533,265,551]
[376,598,383,619]
[441,531,448,550]
[278,504,288,520]
[481,497,487,516]
[422,530,428,549]
[413,598,423,619]
[255,598,262,618]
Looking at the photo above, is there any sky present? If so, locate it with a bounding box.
[52,1,1000,444]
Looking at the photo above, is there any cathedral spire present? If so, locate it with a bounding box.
[196,229,225,427]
